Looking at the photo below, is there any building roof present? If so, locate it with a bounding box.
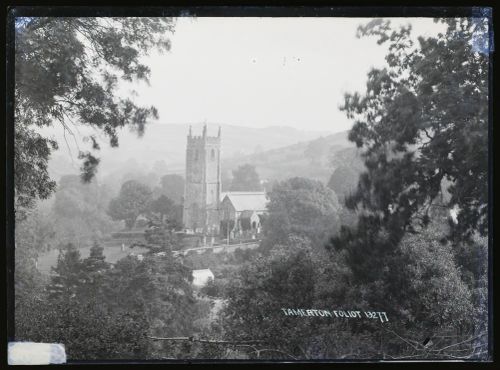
[192,269,215,287]
[192,268,214,276]
[221,192,268,212]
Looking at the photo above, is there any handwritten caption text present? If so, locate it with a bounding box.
[280,308,389,323]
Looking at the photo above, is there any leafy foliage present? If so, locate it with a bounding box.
[47,243,85,300]
[78,242,111,300]
[148,194,182,230]
[16,242,149,360]
[104,254,198,346]
[264,177,340,249]
[154,174,185,204]
[14,209,53,337]
[15,289,149,360]
[221,18,490,361]
[143,222,181,253]
[338,18,488,243]
[14,125,58,220]
[52,174,119,244]
[328,166,356,196]
[329,16,489,289]
[14,17,175,218]
[13,16,490,361]
[323,18,489,359]
[17,237,202,360]
[222,240,319,359]
[230,164,263,191]
[108,180,153,229]
[200,277,223,298]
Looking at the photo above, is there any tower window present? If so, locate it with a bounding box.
[194,149,198,161]
[211,149,215,160]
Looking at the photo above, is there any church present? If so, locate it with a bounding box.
[182,125,268,239]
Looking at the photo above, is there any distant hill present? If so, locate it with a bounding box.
[43,123,364,198]
[221,130,364,185]
[45,122,335,182]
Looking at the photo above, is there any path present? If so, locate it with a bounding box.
[173,241,260,256]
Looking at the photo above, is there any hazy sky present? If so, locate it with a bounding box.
[126,17,446,133]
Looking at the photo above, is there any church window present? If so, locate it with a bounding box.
[194,149,198,161]
[211,148,215,160]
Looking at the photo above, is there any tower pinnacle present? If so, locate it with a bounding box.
[183,124,221,234]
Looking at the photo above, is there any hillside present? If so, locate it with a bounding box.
[42,123,363,198]
[222,130,363,184]
[44,122,334,182]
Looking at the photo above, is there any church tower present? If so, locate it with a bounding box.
[183,125,222,234]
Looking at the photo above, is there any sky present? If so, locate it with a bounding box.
[126,17,446,133]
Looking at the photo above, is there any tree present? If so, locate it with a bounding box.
[14,207,55,264]
[14,17,175,219]
[143,220,181,253]
[149,195,174,221]
[15,213,201,361]
[328,147,365,200]
[331,17,489,275]
[104,254,199,346]
[108,180,152,229]
[148,194,183,229]
[79,242,111,300]
[221,239,320,359]
[122,170,160,192]
[47,243,85,301]
[327,166,360,199]
[199,277,221,298]
[24,244,150,360]
[16,288,150,360]
[52,174,119,245]
[329,147,364,170]
[325,18,489,359]
[391,229,473,330]
[264,177,340,249]
[14,209,53,340]
[154,174,185,204]
[230,164,263,191]
[337,18,488,245]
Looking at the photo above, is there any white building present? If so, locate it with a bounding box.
[192,268,215,287]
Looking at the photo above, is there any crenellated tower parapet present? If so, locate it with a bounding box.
[183,124,222,235]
